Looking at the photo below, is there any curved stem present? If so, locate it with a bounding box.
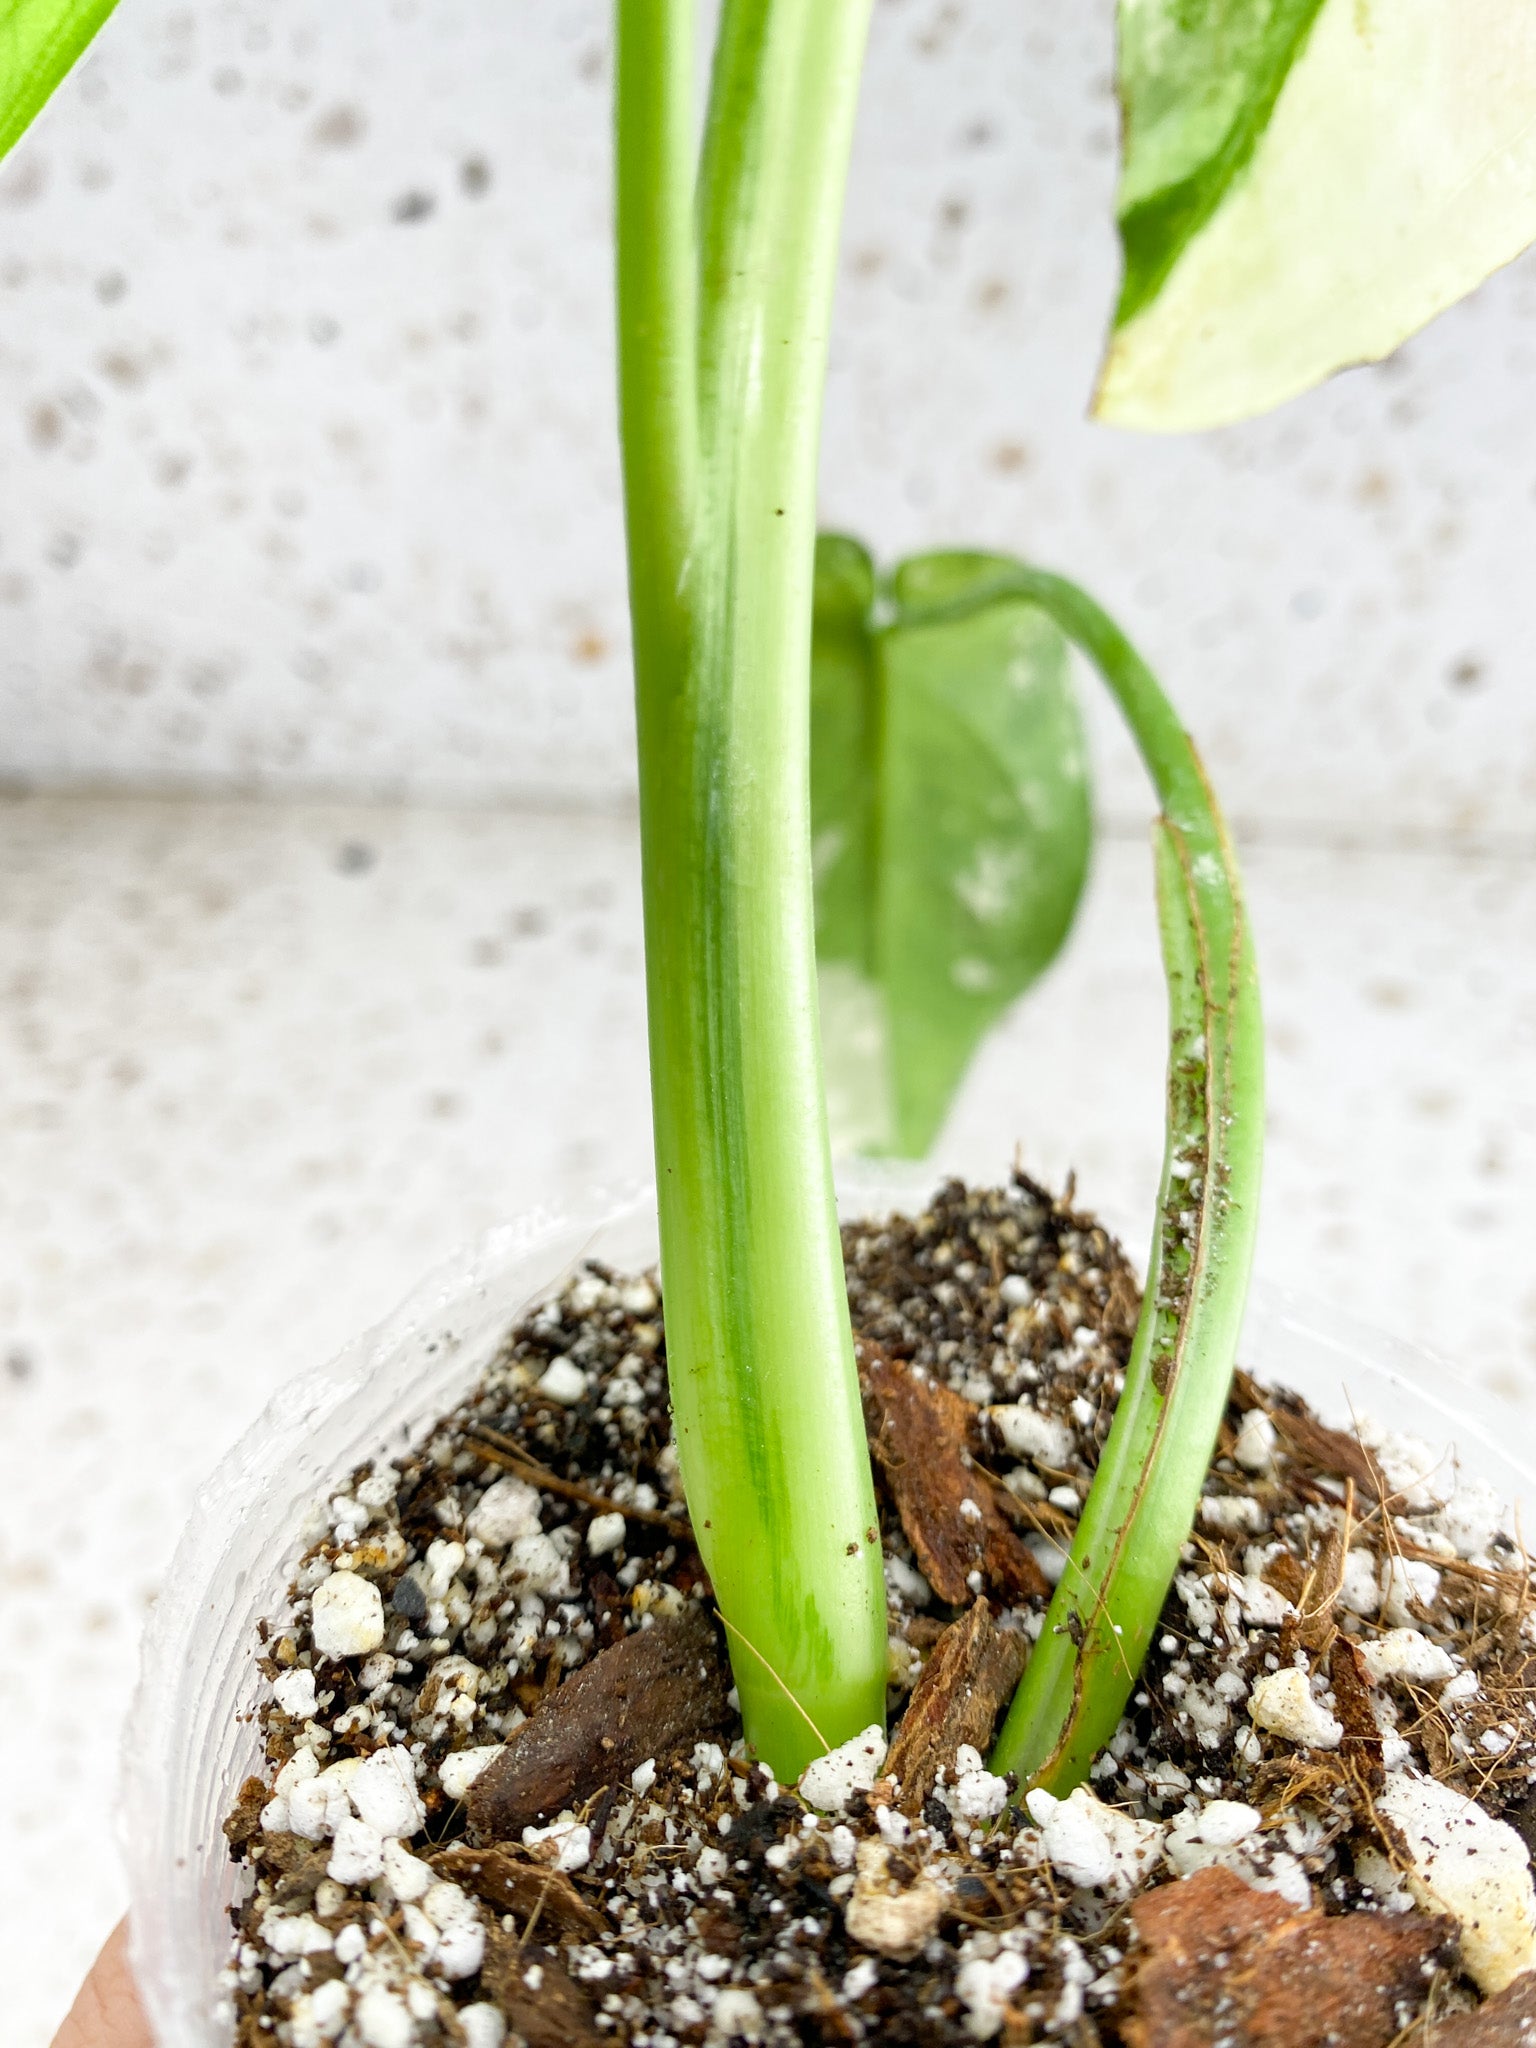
[902,565,1263,1795]
[1000,572,1263,1792]
[614,0,885,1777]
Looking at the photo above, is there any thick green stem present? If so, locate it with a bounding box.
[614,0,885,1777]
[902,569,1263,1795]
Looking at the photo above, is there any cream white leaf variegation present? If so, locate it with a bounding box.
[1097,0,1536,432]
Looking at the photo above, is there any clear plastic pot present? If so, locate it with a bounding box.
[122,1174,1536,2046]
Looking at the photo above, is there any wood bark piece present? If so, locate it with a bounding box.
[1269,1406,1384,1499]
[885,1599,1027,1815]
[478,1930,600,2047]
[858,1347,1049,1607]
[1124,1864,1452,2048]
[1328,1634,1385,1792]
[468,1602,730,1839]
[1403,1972,1536,2045]
[428,1843,604,1941]
[1296,1520,1347,1653]
[223,1776,269,1853]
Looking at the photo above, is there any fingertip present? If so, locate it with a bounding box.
[51,1919,153,2048]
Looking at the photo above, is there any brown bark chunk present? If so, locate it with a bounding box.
[1124,1864,1452,2048]
[429,1843,604,1941]
[223,1776,270,1853]
[478,1929,601,2047]
[1298,1518,1346,1652]
[467,1602,730,1839]
[1328,1634,1385,1792]
[1405,1972,1536,2045]
[1271,1406,1384,1498]
[885,1599,1027,1815]
[859,1347,1048,1607]
[250,1832,330,1882]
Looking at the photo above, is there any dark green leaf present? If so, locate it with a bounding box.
[810,534,878,974]
[811,542,1092,1158]
[2,1,121,161]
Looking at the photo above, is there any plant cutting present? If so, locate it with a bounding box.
[610,0,1272,1794]
[17,3,1536,2045]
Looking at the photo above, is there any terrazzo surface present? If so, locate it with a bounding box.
[4,794,1536,2043]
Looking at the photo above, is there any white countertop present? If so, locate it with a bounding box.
[4,792,1535,2042]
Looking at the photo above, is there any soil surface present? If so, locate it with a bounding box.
[223,1176,1536,2048]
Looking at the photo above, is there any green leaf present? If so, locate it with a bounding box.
[811,542,1092,1158]
[1113,0,1327,329]
[2,1,120,161]
[810,534,879,973]
[1097,0,1536,431]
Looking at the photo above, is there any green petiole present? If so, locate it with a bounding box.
[614,0,887,1779]
[894,563,1262,1796]
[0,0,120,159]
[995,572,1263,1793]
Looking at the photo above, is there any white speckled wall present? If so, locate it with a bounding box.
[3,0,1535,830]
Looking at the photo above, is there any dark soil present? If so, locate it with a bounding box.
[223,1175,1536,2048]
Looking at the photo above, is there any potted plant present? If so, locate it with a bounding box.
[28,2,1536,2043]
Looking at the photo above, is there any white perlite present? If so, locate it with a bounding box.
[350,1745,426,1838]
[955,1947,1028,2040]
[258,1909,334,1958]
[1247,1668,1343,1750]
[536,1358,588,1405]
[522,1819,592,1872]
[311,1568,386,1659]
[1361,1427,1445,1513]
[1353,1846,1415,1912]
[356,1985,414,2048]
[381,1838,434,1902]
[272,1667,319,1720]
[273,1744,424,1853]
[466,1475,542,1549]
[711,1987,767,2040]
[1025,1786,1164,1899]
[506,1531,570,1598]
[798,1725,888,1815]
[1233,1408,1277,1473]
[286,1981,350,2048]
[1166,1800,1260,1859]
[586,1510,626,1556]
[945,1745,1011,1825]
[1433,1475,1505,1561]
[986,1401,1075,1469]
[1163,1800,1312,1910]
[842,1958,879,2001]
[1375,1771,1536,1994]
[1199,1494,1268,1536]
[439,1745,502,1800]
[333,1925,367,1967]
[458,2008,508,2048]
[288,1758,363,1841]
[1358,1629,1457,1687]
[883,1553,932,1608]
[1337,1548,1381,1618]
[1203,1571,1294,1629]
[420,1879,485,1979]
[1381,1557,1442,1630]
[326,1816,385,1886]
